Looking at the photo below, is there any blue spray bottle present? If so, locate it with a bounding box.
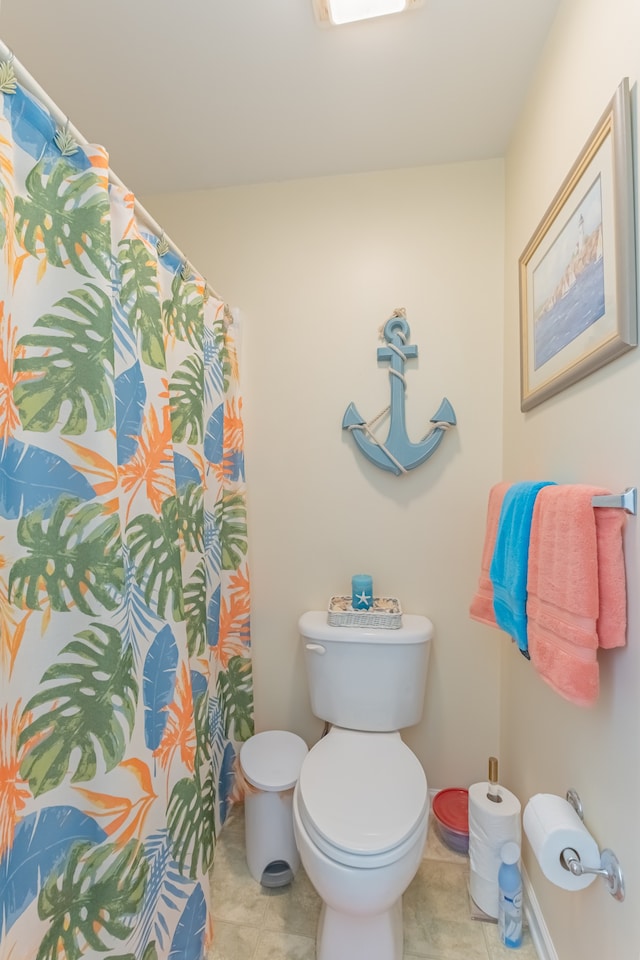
[498,841,523,949]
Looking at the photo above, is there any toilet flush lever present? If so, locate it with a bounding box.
[305,643,326,655]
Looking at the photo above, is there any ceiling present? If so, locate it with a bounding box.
[0,0,561,196]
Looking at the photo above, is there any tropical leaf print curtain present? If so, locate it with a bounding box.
[0,81,253,960]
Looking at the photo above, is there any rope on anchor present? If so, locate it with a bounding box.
[386,343,407,361]
[347,412,452,474]
[346,417,408,475]
[421,421,452,439]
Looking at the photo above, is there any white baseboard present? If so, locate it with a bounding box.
[522,863,558,960]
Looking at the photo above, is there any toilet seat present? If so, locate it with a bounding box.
[296,729,428,869]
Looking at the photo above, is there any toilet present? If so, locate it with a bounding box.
[293,610,433,960]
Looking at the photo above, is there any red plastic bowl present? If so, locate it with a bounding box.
[431,787,469,854]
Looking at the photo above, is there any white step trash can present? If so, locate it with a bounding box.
[239,730,309,887]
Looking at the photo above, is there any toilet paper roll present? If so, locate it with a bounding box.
[523,793,600,891]
[468,781,521,918]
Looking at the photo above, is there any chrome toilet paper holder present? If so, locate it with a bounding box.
[563,789,625,901]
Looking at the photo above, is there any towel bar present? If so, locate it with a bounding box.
[591,487,637,515]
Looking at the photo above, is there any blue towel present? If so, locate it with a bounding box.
[490,481,556,657]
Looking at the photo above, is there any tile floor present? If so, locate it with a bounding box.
[208,803,540,960]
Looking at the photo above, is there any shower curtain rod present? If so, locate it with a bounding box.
[0,39,223,303]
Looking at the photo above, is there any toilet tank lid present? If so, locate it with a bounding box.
[298,611,433,644]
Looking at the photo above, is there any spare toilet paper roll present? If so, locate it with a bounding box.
[523,793,600,891]
[468,781,521,918]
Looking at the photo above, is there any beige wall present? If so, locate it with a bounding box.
[503,0,640,956]
[147,4,640,949]
[146,161,505,788]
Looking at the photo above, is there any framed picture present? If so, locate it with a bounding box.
[519,78,637,411]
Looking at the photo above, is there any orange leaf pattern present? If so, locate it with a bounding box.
[0,306,34,445]
[153,661,197,773]
[0,701,32,859]
[119,401,176,519]
[74,758,158,852]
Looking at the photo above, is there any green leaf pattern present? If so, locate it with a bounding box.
[9,497,124,614]
[169,354,204,445]
[126,501,185,622]
[37,841,149,960]
[118,239,166,369]
[217,656,255,743]
[163,272,204,350]
[15,158,111,279]
[1,93,252,960]
[19,625,138,796]
[167,692,215,880]
[14,284,116,434]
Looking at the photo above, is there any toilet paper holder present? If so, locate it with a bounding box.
[563,789,625,901]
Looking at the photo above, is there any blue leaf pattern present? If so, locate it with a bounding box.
[143,625,179,750]
[133,831,192,954]
[116,361,147,464]
[190,670,208,700]
[0,438,95,519]
[168,884,207,960]
[113,546,164,664]
[173,452,201,491]
[207,585,221,648]
[226,449,245,482]
[0,807,106,934]
[218,742,236,825]
[204,404,224,465]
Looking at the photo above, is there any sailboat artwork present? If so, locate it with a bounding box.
[342,311,456,476]
[533,178,605,371]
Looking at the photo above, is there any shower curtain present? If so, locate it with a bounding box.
[0,81,253,960]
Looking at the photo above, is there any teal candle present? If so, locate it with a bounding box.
[352,574,373,610]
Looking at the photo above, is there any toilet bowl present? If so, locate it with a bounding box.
[292,726,429,960]
[297,610,433,960]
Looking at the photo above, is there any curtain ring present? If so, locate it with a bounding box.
[54,116,78,156]
[0,51,17,95]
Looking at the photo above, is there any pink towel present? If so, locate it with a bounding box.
[470,482,511,627]
[526,485,627,706]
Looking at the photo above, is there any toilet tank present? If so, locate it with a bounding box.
[298,611,433,732]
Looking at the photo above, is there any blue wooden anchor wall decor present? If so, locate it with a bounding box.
[342,312,456,475]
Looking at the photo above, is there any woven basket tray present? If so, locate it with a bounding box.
[327,596,402,629]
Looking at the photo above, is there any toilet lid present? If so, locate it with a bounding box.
[296,730,428,858]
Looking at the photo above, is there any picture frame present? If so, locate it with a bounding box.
[519,78,637,412]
